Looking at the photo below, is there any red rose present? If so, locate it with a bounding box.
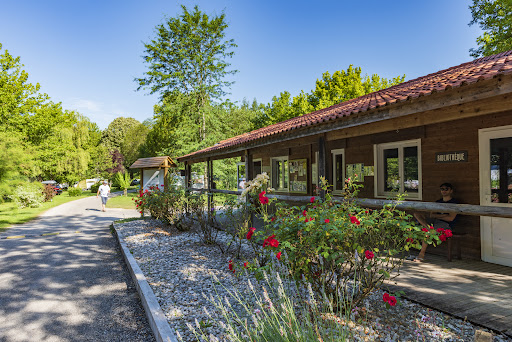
[228,260,234,271]
[269,239,279,248]
[383,293,390,302]
[429,225,435,230]
[388,296,397,306]
[324,219,330,223]
[305,218,309,223]
[364,250,374,259]
[259,191,266,199]
[302,210,307,217]
[246,227,256,240]
[421,227,429,232]
[444,229,453,237]
[439,235,447,241]
[310,197,315,203]
[276,252,282,260]
[406,238,414,243]
[350,216,360,225]
[436,228,445,233]
[243,262,248,268]
[271,217,275,222]
[259,196,269,205]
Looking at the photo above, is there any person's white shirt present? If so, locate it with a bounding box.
[98,184,110,197]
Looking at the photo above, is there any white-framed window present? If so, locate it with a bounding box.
[374,139,422,199]
[271,156,289,191]
[331,148,345,193]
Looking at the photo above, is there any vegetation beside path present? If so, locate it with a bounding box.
[0,191,96,232]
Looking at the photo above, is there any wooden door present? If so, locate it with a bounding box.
[479,125,512,267]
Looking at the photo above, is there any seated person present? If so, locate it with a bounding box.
[412,183,457,261]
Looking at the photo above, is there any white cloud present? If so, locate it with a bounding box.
[66,98,103,112]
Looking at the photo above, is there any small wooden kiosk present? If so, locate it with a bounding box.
[129,156,176,191]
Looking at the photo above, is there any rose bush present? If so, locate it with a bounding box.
[239,176,446,308]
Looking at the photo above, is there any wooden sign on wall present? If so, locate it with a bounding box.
[435,151,468,163]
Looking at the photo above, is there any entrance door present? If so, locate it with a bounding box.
[479,125,512,266]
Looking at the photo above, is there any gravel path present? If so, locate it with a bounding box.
[116,219,512,342]
[0,195,154,342]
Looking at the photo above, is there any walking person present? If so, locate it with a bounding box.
[96,180,110,212]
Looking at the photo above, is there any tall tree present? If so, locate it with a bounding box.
[251,66,405,129]
[120,122,150,169]
[469,0,512,57]
[136,6,237,166]
[101,117,141,152]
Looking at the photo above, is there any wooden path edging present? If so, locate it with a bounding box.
[113,222,178,342]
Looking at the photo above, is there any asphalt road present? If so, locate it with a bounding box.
[0,195,155,342]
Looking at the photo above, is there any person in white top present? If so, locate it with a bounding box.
[96,180,110,212]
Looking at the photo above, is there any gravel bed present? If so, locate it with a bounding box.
[116,219,511,342]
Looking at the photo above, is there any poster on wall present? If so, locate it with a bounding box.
[288,159,308,193]
[346,163,364,182]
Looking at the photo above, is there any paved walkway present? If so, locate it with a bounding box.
[389,254,512,337]
[0,195,155,342]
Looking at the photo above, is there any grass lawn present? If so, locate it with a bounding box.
[107,191,138,209]
[0,190,97,233]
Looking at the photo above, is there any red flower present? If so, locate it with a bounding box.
[276,252,282,260]
[406,238,414,243]
[388,296,397,306]
[228,260,234,271]
[310,197,315,203]
[263,235,279,248]
[444,229,453,238]
[243,262,248,268]
[271,217,275,222]
[436,228,445,233]
[259,196,269,205]
[421,227,429,232]
[324,219,330,223]
[439,235,447,242]
[383,293,390,302]
[246,227,256,240]
[258,191,266,199]
[350,216,360,225]
[364,250,374,259]
[429,225,435,230]
[302,210,307,217]
[305,218,309,223]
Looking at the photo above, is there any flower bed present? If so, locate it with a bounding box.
[116,219,509,342]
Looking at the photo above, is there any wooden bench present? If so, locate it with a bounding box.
[447,233,466,261]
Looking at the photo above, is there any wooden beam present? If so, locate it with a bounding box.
[263,194,512,218]
[318,136,327,199]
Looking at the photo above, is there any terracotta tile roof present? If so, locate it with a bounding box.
[179,50,512,161]
[129,156,176,169]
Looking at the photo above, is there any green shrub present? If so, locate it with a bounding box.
[236,177,446,309]
[9,183,45,208]
[67,187,82,197]
[112,172,131,190]
[90,182,101,193]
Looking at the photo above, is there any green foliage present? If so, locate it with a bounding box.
[90,182,101,193]
[101,116,141,153]
[67,187,82,197]
[136,5,237,101]
[120,122,149,169]
[9,183,44,209]
[239,178,446,309]
[251,65,405,129]
[469,0,512,57]
[186,262,351,342]
[112,172,131,190]
[134,185,190,231]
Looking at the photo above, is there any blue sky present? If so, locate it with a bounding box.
[1,1,482,129]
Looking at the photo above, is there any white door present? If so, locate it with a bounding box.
[479,125,512,267]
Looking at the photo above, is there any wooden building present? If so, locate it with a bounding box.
[129,156,176,191]
[177,51,512,267]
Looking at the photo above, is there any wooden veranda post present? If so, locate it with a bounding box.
[207,158,213,214]
[318,136,327,199]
